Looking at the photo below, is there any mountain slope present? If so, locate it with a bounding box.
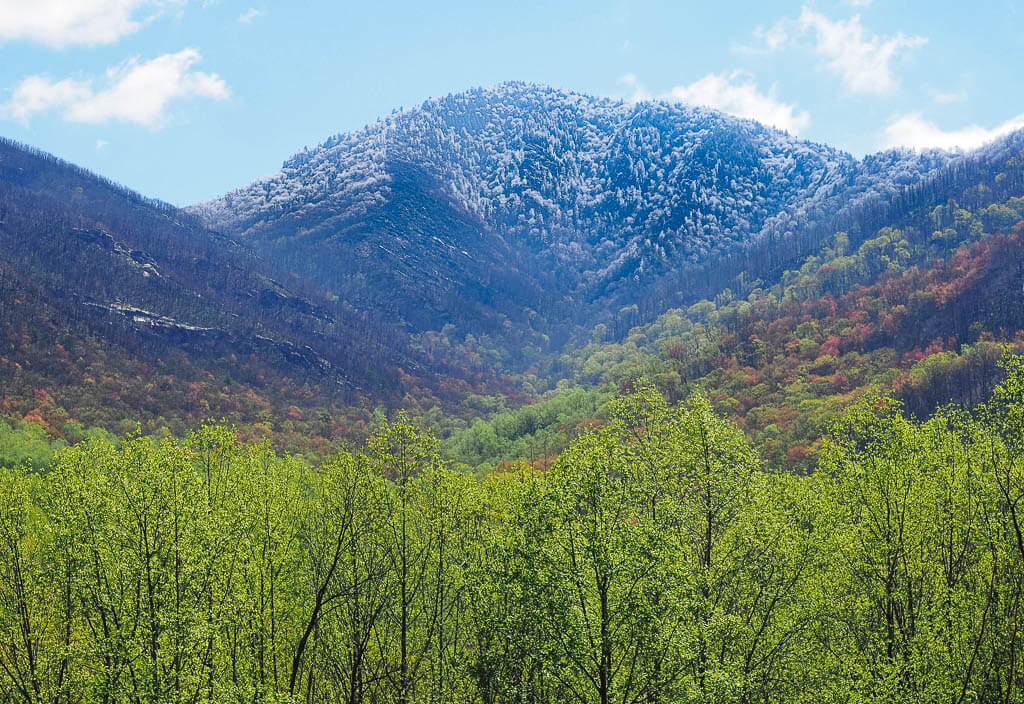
[537,133,1024,470]
[6,86,1024,462]
[0,138,487,443]
[194,83,955,336]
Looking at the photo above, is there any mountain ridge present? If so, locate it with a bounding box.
[190,82,960,339]
[3,83,1024,459]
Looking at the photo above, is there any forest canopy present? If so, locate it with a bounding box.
[3,357,1024,703]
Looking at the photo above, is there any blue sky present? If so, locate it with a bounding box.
[1,0,1022,206]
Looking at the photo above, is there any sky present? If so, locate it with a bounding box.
[1,0,1022,206]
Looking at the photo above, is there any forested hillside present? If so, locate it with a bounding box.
[0,138,518,457]
[194,83,955,341]
[4,358,1024,703]
[435,140,1024,472]
[4,111,1024,471]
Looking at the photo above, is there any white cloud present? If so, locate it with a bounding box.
[618,73,650,103]
[739,7,925,95]
[6,76,92,122]
[749,23,790,53]
[96,139,109,149]
[5,49,230,127]
[797,7,926,94]
[666,71,810,134]
[238,7,263,23]
[881,112,1024,151]
[0,0,167,48]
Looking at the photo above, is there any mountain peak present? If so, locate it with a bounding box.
[190,86,958,335]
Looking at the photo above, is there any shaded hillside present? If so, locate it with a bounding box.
[0,138,511,447]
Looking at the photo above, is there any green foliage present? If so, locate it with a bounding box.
[554,193,1024,471]
[0,420,64,470]
[442,385,613,471]
[4,360,1024,702]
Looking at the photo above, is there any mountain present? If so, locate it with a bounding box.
[530,129,1024,471]
[0,137,487,441]
[4,83,1024,459]
[193,82,955,338]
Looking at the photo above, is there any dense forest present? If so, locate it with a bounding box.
[5,145,1024,475]
[437,184,1024,475]
[4,356,1024,703]
[0,135,525,461]
[4,104,1024,472]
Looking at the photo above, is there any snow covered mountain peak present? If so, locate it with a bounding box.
[191,83,956,329]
